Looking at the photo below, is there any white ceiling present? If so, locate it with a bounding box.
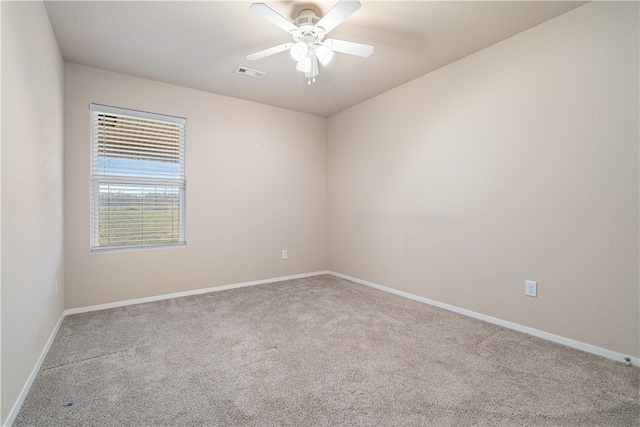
[44,1,586,117]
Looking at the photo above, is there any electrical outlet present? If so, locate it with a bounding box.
[55,280,59,296]
[525,280,537,297]
[282,250,288,260]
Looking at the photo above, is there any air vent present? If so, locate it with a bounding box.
[235,66,266,79]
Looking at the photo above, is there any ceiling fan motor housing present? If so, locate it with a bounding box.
[293,9,326,42]
[295,9,321,29]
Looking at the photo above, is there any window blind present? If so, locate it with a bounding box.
[90,104,186,252]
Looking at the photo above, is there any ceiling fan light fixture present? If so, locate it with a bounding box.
[296,57,312,72]
[315,45,334,66]
[290,42,308,61]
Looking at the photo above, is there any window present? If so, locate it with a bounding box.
[90,104,186,252]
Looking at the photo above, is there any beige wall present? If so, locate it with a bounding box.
[1,1,65,423]
[64,63,328,309]
[2,4,637,422]
[328,2,639,357]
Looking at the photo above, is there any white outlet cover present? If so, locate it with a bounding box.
[525,280,537,297]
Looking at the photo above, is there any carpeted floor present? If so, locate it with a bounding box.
[14,275,640,426]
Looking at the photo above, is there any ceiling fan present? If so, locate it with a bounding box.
[246,0,374,85]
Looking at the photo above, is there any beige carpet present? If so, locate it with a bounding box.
[14,275,639,426]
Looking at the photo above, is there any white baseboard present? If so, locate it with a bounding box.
[4,312,66,427]
[329,271,639,368]
[65,270,330,315]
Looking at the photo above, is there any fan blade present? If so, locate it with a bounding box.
[316,0,361,34]
[250,3,299,34]
[247,43,293,60]
[324,39,374,57]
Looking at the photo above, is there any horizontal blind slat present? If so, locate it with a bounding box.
[94,139,182,153]
[93,130,182,146]
[92,111,185,127]
[92,116,183,131]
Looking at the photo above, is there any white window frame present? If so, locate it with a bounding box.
[90,104,186,252]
